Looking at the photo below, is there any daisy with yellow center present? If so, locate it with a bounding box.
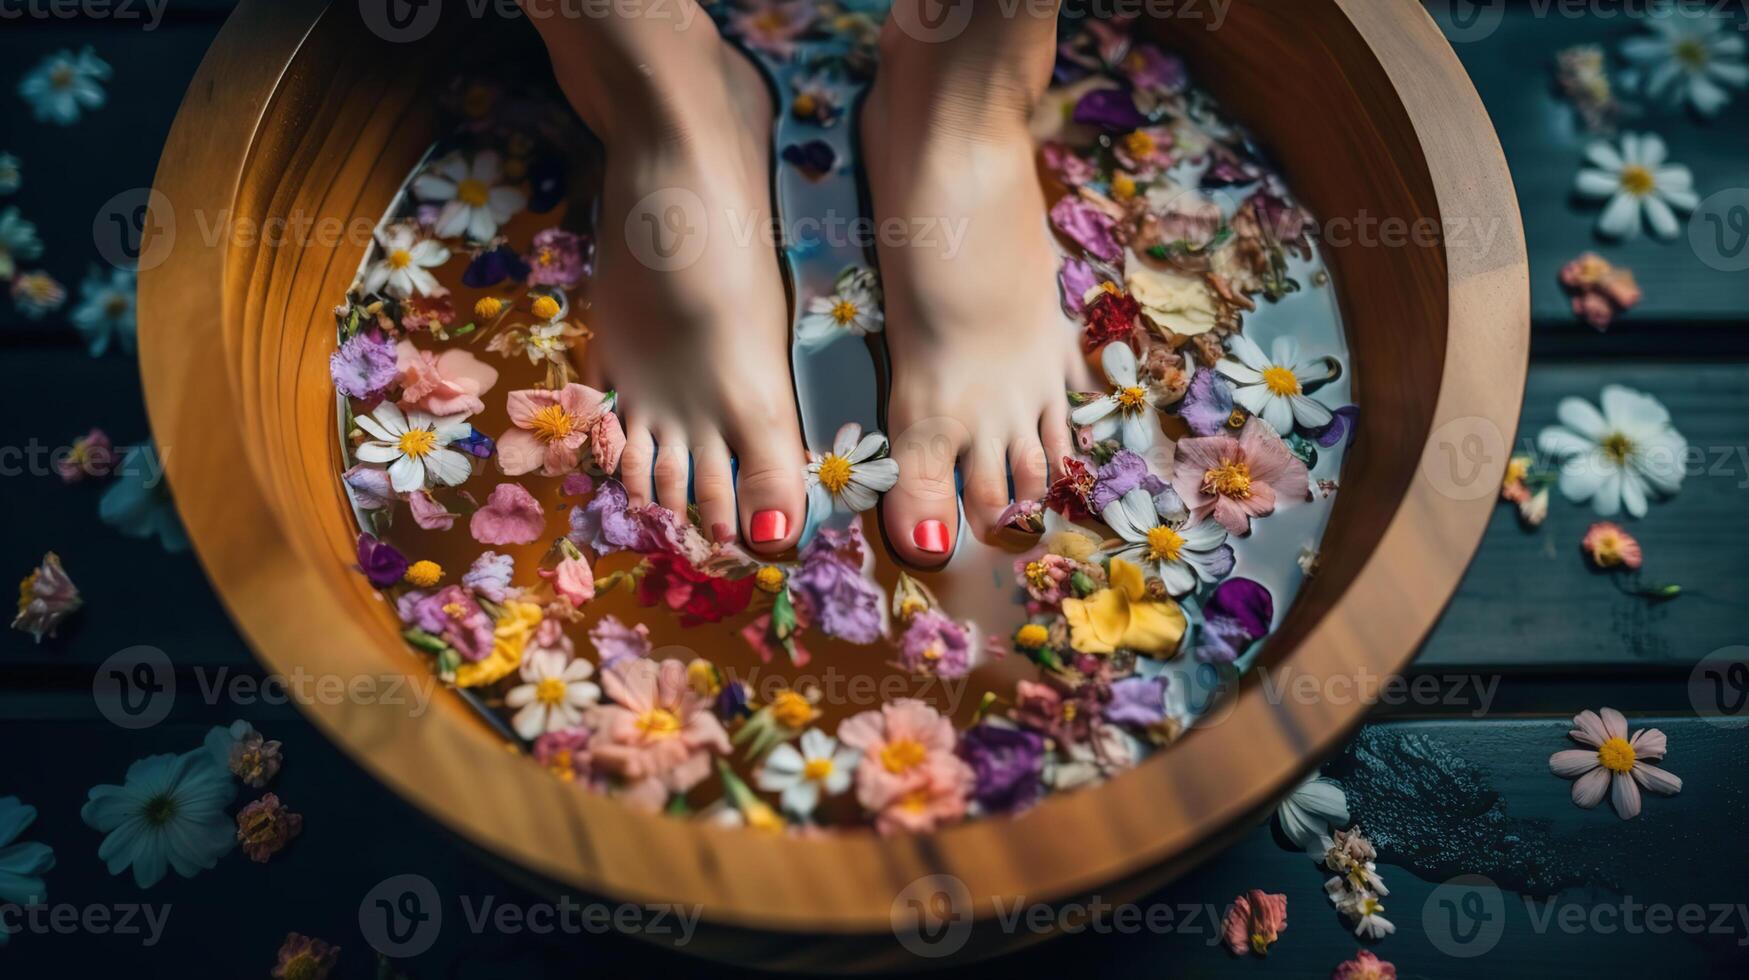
[364,222,449,298]
[411,149,528,242]
[354,401,474,493]
[1101,486,1234,597]
[806,421,899,515]
[755,728,858,818]
[504,646,599,740]
[1216,333,1337,434]
[1550,706,1682,820]
[1071,340,1164,450]
[1573,132,1698,240]
[1536,384,1686,518]
[1621,9,1746,118]
[799,265,884,349]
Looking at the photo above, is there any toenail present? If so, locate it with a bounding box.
[711,522,735,544]
[913,519,951,555]
[750,510,789,544]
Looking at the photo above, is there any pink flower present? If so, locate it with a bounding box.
[540,554,595,607]
[1172,417,1309,535]
[497,383,611,478]
[55,427,113,482]
[12,551,81,643]
[590,659,731,811]
[1549,707,1681,820]
[408,489,459,530]
[727,0,816,56]
[1222,889,1287,956]
[525,228,587,287]
[470,482,547,545]
[395,340,499,417]
[588,409,626,474]
[1333,949,1396,980]
[836,700,974,834]
[1582,521,1642,570]
[236,793,302,862]
[1113,126,1174,174]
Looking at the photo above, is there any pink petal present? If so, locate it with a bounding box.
[505,389,557,428]
[558,383,608,420]
[1629,727,1667,761]
[541,441,581,478]
[1549,749,1600,778]
[1571,766,1610,808]
[1600,706,1629,741]
[495,428,547,477]
[1632,762,1682,796]
[435,348,499,395]
[468,482,547,545]
[1569,710,1607,748]
[1610,771,1641,819]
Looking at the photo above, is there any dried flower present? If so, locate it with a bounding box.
[236,793,302,862]
[1222,889,1287,955]
[13,552,81,643]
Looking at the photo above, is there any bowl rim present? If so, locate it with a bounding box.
[139,0,1528,934]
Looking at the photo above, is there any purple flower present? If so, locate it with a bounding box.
[341,464,395,511]
[1059,255,1100,317]
[1121,44,1188,96]
[1197,578,1274,663]
[790,521,885,644]
[781,140,836,180]
[1179,368,1236,436]
[403,584,494,661]
[461,246,531,289]
[588,614,651,668]
[462,551,514,602]
[1072,88,1148,131]
[455,427,495,458]
[329,330,397,399]
[569,480,639,555]
[525,228,587,288]
[898,610,972,678]
[958,724,1046,814]
[1049,196,1122,262]
[1089,450,1168,513]
[1202,155,1264,188]
[1106,675,1168,727]
[355,533,407,587]
[1308,405,1359,448]
[1042,141,1097,188]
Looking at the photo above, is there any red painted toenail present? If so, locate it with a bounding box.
[750,510,788,544]
[913,519,950,555]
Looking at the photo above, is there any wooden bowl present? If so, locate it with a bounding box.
[139,0,1526,968]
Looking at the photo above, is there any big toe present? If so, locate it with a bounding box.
[882,414,966,567]
[731,414,808,555]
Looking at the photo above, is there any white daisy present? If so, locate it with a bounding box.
[797,267,883,349]
[1536,384,1685,518]
[756,728,858,817]
[411,150,527,242]
[1574,132,1698,240]
[79,749,236,889]
[1217,334,1337,434]
[505,647,600,740]
[0,205,44,280]
[1101,487,1232,597]
[70,266,137,356]
[18,47,111,125]
[1621,6,1747,117]
[1070,341,1165,450]
[354,401,474,493]
[1277,773,1349,852]
[806,421,899,515]
[363,223,449,298]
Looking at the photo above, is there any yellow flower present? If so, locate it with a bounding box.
[455,600,542,688]
[1061,559,1186,656]
[754,565,786,594]
[768,689,818,730]
[1015,623,1051,649]
[687,658,721,697]
[473,296,503,320]
[530,295,561,321]
[403,560,443,588]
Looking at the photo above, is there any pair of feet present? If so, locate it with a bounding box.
[554,15,1085,567]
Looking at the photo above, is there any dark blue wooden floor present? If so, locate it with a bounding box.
[2,3,1747,976]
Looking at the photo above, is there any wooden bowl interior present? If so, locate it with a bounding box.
[140,0,1525,957]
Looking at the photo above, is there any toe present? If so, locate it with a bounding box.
[653,424,692,515]
[620,420,656,507]
[1009,432,1050,504]
[730,413,807,555]
[961,435,1013,538]
[691,436,737,544]
[883,414,967,566]
[1040,401,1076,482]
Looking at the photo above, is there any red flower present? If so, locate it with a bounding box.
[637,552,755,626]
[1081,286,1139,353]
[1045,456,1096,520]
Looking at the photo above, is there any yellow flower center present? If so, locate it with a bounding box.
[474,296,504,319]
[1261,365,1301,396]
[880,738,927,774]
[1015,623,1050,648]
[1025,561,1051,589]
[387,249,413,270]
[528,404,576,443]
[1619,164,1655,197]
[1591,529,1627,566]
[536,248,556,267]
[397,428,438,458]
[802,757,834,781]
[1123,130,1156,159]
[104,295,130,316]
[50,65,74,89]
[1146,525,1185,563]
[1203,458,1253,499]
[1226,408,1248,430]
[755,565,786,593]
[636,708,682,739]
[456,178,491,207]
[404,560,442,588]
[535,677,567,706]
[1116,385,1150,412]
[769,690,817,729]
[531,295,561,320]
[1598,735,1636,774]
[1600,431,1635,465]
[830,298,860,325]
[1111,172,1137,201]
[816,453,853,494]
[793,92,818,117]
[754,9,788,31]
[1674,38,1709,68]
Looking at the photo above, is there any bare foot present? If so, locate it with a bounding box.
[861,19,1087,567]
[541,21,806,553]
